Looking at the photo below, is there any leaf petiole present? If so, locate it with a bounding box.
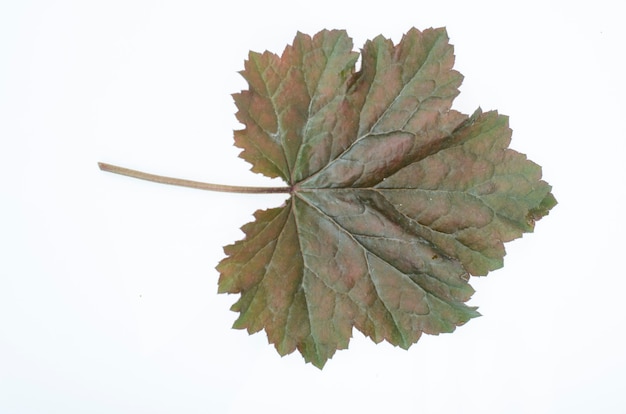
[98,162,291,194]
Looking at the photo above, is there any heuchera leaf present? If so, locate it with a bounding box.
[217,27,556,368]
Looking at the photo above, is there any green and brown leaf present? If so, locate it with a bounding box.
[217,27,556,368]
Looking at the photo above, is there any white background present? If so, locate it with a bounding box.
[1,1,624,413]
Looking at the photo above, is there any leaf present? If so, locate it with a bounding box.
[217,27,556,368]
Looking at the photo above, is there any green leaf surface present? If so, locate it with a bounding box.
[218,27,555,368]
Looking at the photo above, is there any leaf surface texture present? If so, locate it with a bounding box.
[218,28,556,368]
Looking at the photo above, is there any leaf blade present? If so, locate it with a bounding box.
[220,28,556,368]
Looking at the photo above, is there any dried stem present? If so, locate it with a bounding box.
[98,162,291,194]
